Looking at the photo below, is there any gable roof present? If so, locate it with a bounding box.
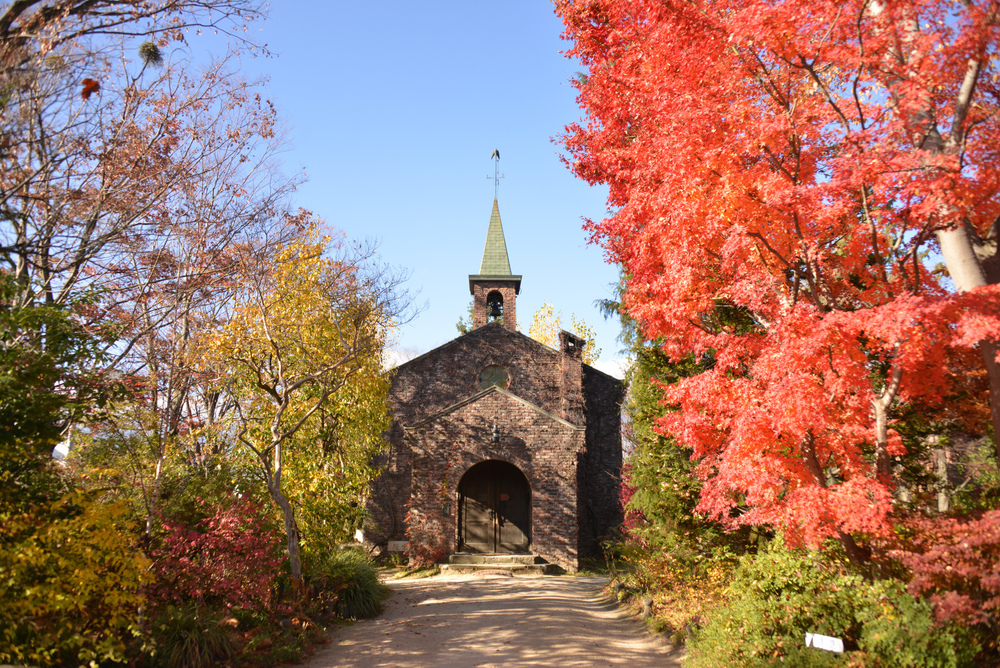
[388,320,621,383]
[388,321,551,374]
[403,384,584,432]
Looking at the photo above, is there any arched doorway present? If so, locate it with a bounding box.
[458,460,530,553]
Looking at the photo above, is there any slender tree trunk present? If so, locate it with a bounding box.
[802,432,872,567]
[933,440,950,513]
[981,340,1000,462]
[872,359,903,483]
[873,399,892,482]
[145,445,166,538]
[268,481,303,583]
[937,225,1000,464]
[266,440,304,585]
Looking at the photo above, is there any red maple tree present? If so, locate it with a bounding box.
[556,0,1000,561]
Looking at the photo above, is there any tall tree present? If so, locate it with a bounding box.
[0,0,267,312]
[0,3,303,535]
[92,61,302,537]
[527,301,602,365]
[202,221,409,582]
[557,0,1000,561]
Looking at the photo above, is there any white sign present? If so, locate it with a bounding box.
[805,633,844,653]
[354,529,365,543]
[387,540,408,553]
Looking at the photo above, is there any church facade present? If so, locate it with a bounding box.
[367,200,623,571]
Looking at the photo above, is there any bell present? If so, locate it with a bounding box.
[488,301,503,318]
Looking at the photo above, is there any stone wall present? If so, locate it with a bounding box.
[578,366,626,558]
[388,322,564,423]
[405,389,584,570]
[365,320,623,570]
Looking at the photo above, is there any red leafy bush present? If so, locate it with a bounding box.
[619,461,644,536]
[148,497,285,611]
[893,510,1000,630]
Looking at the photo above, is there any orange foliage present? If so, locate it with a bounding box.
[556,0,1000,552]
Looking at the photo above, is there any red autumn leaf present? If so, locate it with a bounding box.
[80,78,100,100]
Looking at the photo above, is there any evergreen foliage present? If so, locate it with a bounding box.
[688,539,979,668]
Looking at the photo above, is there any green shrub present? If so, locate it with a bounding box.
[147,604,235,668]
[306,549,389,620]
[687,539,978,668]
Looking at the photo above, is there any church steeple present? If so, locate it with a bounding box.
[469,198,521,331]
[479,199,512,275]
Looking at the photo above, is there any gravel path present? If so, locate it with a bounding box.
[303,573,684,667]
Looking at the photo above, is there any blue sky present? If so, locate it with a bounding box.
[206,0,626,374]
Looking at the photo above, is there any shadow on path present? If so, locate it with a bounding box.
[304,574,684,667]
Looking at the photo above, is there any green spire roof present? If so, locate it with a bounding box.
[479,199,512,275]
[469,198,521,295]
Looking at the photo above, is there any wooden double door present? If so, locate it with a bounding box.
[458,460,530,553]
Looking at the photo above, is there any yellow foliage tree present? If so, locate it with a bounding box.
[527,302,601,366]
[281,351,392,556]
[201,219,408,582]
[0,493,149,666]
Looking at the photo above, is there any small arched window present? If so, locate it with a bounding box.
[486,290,504,320]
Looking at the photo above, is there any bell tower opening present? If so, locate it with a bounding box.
[486,291,504,320]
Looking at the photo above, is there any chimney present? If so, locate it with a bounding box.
[559,330,585,424]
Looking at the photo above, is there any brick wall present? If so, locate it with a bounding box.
[366,321,622,570]
[405,390,584,570]
[471,281,518,331]
[578,367,626,557]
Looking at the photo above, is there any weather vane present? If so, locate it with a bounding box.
[487,148,505,200]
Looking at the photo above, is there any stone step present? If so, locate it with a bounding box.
[441,553,559,576]
[439,562,557,576]
[448,553,541,566]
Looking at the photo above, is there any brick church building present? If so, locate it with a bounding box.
[367,199,623,571]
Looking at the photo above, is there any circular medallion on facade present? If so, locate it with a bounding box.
[479,365,511,390]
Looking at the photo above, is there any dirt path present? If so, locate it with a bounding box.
[303,573,684,667]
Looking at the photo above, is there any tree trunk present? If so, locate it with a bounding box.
[934,442,950,513]
[873,397,892,483]
[837,530,873,570]
[802,432,873,567]
[266,436,303,585]
[269,480,303,584]
[936,225,1000,464]
[981,340,1000,463]
[872,359,902,484]
[145,447,166,538]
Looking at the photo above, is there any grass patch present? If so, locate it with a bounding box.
[147,604,236,668]
[392,565,440,579]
